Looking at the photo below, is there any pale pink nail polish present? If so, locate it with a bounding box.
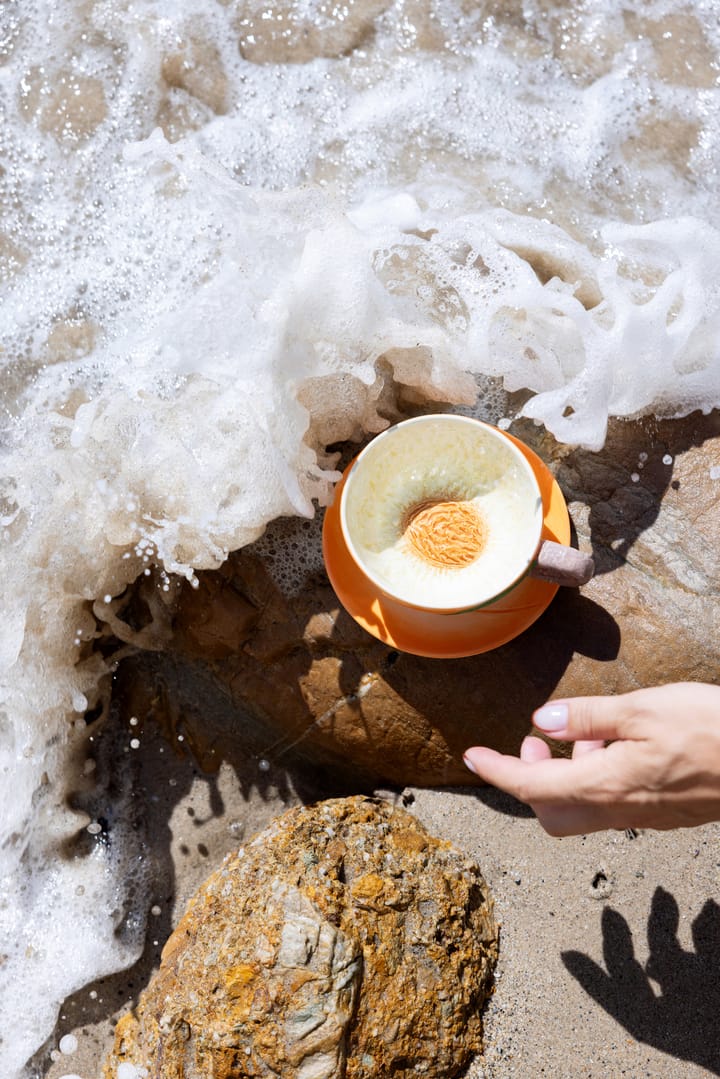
[463,753,479,775]
[534,703,569,732]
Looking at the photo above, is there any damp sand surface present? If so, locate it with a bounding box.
[41,727,720,1079]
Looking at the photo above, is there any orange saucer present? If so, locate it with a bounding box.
[322,432,571,658]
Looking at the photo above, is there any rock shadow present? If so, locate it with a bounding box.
[27,658,344,1079]
[545,409,720,576]
[562,887,720,1075]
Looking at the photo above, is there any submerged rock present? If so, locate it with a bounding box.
[104,796,498,1079]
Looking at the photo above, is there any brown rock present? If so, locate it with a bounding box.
[229,0,390,65]
[104,796,498,1079]
[161,37,229,114]
[19,67,107,140]
[108,410,720,787]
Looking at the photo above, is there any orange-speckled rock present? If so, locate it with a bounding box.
[104,796,498,1079]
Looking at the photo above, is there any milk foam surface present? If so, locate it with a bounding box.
[344,419,541,608]
[1,0,720,1073]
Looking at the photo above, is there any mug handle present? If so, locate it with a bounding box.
[529,540,594,587]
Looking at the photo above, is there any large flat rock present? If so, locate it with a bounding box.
[110,411,720,788]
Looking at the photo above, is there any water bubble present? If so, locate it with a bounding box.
[258,758,271,772]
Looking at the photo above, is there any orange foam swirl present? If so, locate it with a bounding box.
[402,499,487,569]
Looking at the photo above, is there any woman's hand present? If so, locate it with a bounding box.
[463,683,720,836]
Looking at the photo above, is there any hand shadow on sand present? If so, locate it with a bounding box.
[562,887,720,1075]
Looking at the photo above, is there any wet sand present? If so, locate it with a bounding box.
[40,710,720,1079]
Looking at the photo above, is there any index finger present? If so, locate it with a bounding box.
[463,745,609,806]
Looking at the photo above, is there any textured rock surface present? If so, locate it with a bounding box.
[106,411,720,788]
[104,796,498,1079]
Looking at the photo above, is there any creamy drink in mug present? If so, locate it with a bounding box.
[340,415,593,614]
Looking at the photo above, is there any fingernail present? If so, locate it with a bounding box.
[534,703,569,732]
[463,753,479,775]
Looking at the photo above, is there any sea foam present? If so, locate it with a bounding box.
[1,0,720,1073]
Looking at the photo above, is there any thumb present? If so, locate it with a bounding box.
[533,694,633,743]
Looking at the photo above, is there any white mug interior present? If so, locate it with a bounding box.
[340,415,544,612]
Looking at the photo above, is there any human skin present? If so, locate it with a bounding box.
[463,683,720,836]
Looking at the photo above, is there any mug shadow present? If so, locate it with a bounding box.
[562,887,720,1075]
[358,585,621,789]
